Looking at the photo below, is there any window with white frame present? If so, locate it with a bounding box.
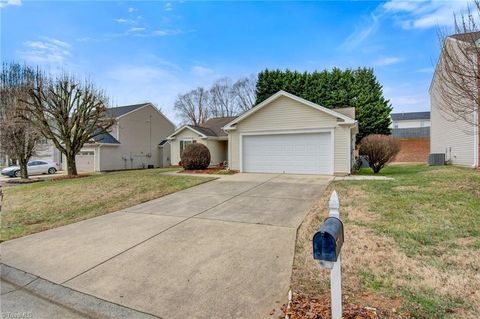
[180,139,196,154]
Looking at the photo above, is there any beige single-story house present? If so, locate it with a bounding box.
[72,103,175,172]
[168,117,235,166]
[168,91,358,175]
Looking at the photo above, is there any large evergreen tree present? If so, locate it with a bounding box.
[255,68,392,142]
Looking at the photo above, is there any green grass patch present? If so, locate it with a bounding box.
[337,164,480,257]
[1,168,213,241]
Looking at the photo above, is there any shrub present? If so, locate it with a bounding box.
[180,143,211,170]
[359,134,400,173]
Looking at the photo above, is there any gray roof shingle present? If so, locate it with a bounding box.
[106,103,149,118]
[92,132,120,144]
[391,111,430,121]
[191,116,237,137]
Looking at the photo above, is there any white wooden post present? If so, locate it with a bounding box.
[329,191,342,319]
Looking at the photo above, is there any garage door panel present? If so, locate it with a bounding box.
[76,151,95,172]
[242,133,332,174]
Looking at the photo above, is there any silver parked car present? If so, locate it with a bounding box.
[1,160,61,177]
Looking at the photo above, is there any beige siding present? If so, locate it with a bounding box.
[205,140,227,165]
[228,96,352,174]
[170,128,208,165]
[100,105,175,171]
[334,126,351,173]
[430,83,475,166]
[430,38,477,167]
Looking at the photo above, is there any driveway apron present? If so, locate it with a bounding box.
[1,173,331,319]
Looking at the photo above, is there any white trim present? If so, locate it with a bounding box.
[348,127,352,173]
[474,107,479,167]
[223,91,355,131]
[167,125,208,139]
[96,145,101,172]
[239,128,335,175]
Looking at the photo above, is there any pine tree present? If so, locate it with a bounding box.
[255,67,392,143]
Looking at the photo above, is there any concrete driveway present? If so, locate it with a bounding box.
[1,173,331,319]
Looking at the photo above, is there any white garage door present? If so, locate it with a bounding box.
[242,132,333,174]
[76,151,95,172]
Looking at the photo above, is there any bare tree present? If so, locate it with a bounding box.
[232,75,257,112]
[0,63,43,179]
[174,87,210,126]
[208,78,238,117]
[436,0,480,128]
[24,74,114,176]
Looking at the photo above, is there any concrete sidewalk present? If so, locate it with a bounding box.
[1,173,331,319]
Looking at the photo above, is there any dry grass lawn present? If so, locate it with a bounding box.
[1,168,213,242]
[292,164,479,319]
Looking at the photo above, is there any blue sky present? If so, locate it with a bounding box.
[0,0,472,123]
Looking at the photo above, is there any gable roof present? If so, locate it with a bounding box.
[223,90,356,130]
[106,103,148,118]
[89,130,120,145]
[168,116,237,139]
[449,31,480,43]
[199,117,237,136]
[391,111,430,121]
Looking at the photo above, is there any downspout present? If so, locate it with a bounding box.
[477,51,480,168]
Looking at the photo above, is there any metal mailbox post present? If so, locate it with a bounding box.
[312,191,343,319]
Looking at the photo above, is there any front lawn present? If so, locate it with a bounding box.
[1,168,213,242]
[291,164,479,318]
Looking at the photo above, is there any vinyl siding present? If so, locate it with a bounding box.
[228,96,352,174]
[430,84,476,166]
[430,38,477,167]
[169,128,208,165]
[205,140,227,165]
[334,126,351,173]
[99,105,175,171]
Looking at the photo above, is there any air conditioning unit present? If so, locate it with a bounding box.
[428,153,445,166]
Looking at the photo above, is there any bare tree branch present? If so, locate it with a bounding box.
[174,87,210,126]
[24,73,114,176]
[232,75,257,113]
[0,63,43,179]
[435,0,480,129]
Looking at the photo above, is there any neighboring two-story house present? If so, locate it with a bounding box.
[73,103,175,172]
[430,31,479,168]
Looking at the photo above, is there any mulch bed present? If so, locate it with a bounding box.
[180,167,237,175]
[280,293,388,319]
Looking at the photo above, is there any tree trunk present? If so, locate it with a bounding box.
[19,158,29,179]
[66,153,78,176]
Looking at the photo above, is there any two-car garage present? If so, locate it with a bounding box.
[224,91,357,176]
[242,132,333,175]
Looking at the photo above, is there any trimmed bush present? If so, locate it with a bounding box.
[359,134,400,173]
[180,143,211,170]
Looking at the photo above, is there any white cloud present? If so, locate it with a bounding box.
[128,27,146,33]
[128,7,136,13]
[417,66,434,73]
[114,18,128,23]
[165,2,172,11]
[18,37,72,65]
[341,0,471,50]
[341,12,381,51]
[389,93,429,111]
[152,29,182,36]
[383,0,471,29]
[0,0,21,8]
[373,56,404,66]
[191,66,214,77]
